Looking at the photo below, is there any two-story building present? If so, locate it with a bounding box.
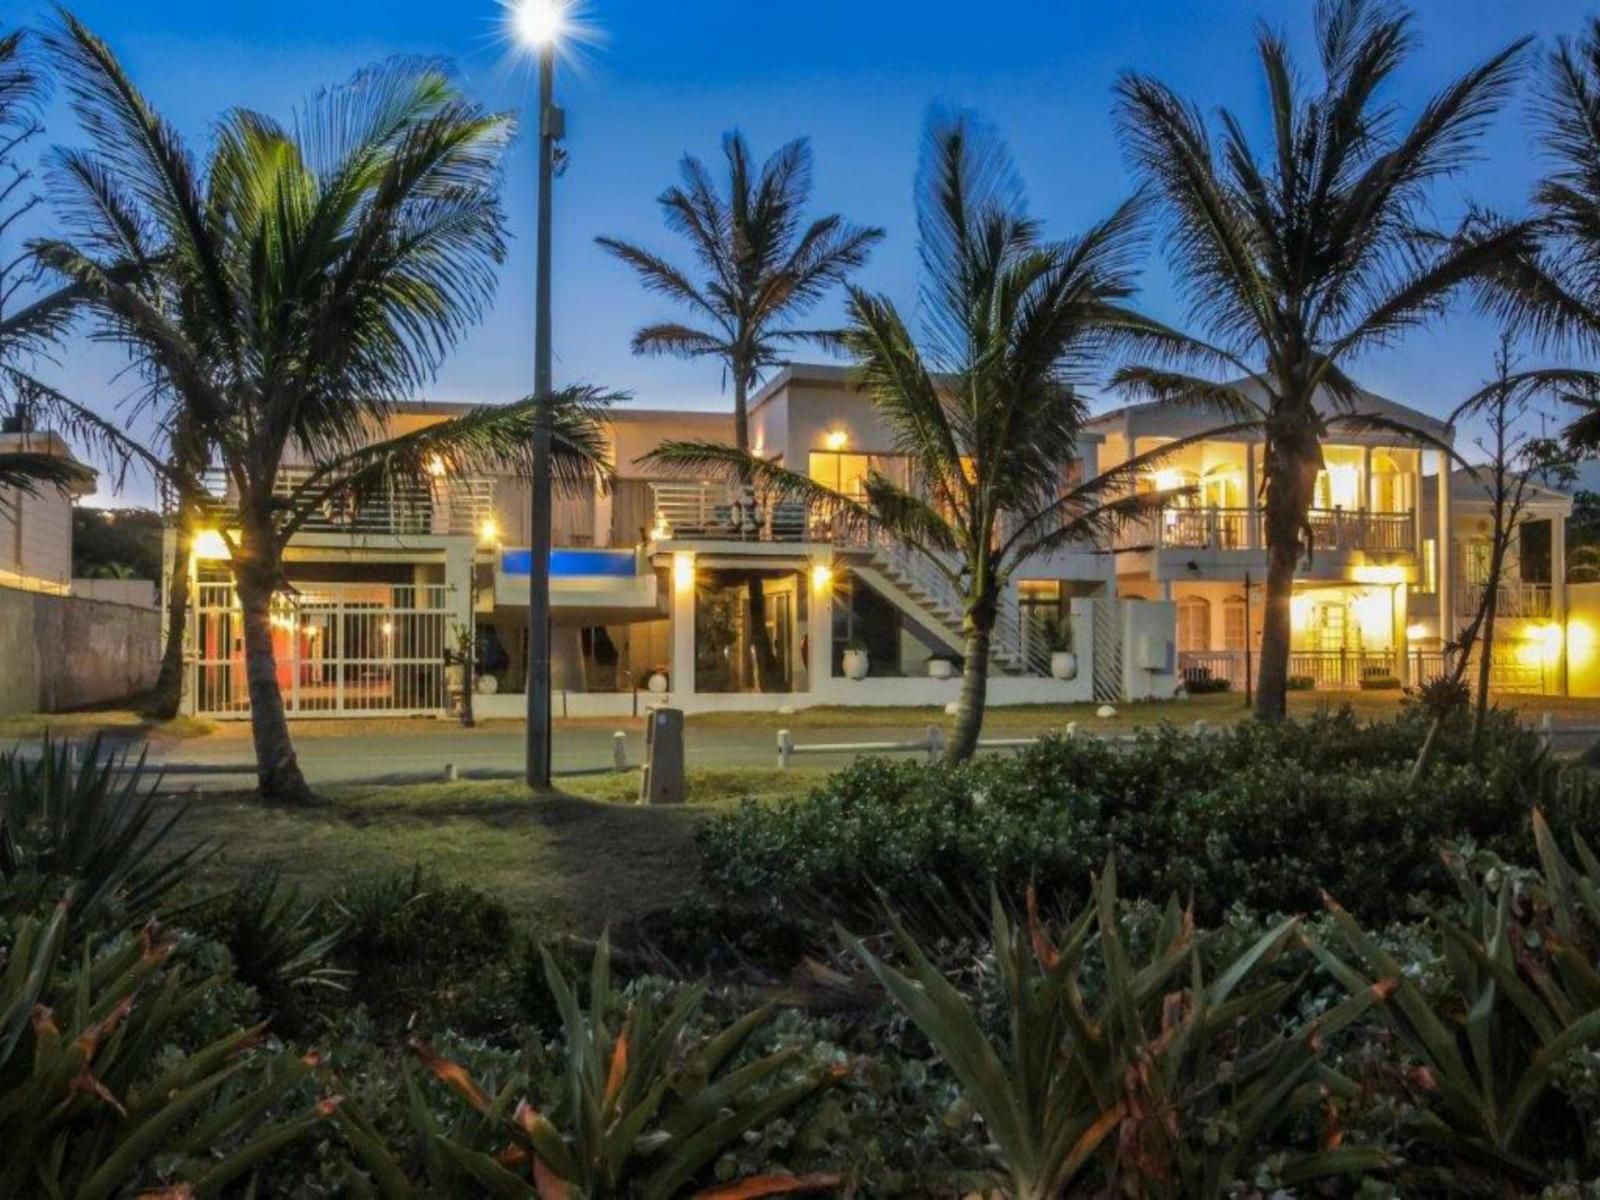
[1410,468,1573,695]
[172,363,1184,720]
[1086,382,1455,692]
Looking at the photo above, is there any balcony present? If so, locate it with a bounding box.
[1115,506,1414,554]
[649,482,825,543]
[1456,580,1553,619]
[184,467,496,537]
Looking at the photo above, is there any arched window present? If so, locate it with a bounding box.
[1223,596,1249,651]
[1177,595,1211,653]
[1369,451,1410,514]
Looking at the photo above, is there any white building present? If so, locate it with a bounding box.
[169,363,1181,720]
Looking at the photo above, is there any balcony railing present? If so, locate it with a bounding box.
[1456,580,1553,619]
[1115,506,1414,554]
[649,482,820,542]
[174,467,496,537]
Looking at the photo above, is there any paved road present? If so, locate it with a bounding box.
[39,715,1600,789]
[110,721,949,788]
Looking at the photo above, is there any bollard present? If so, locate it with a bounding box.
[443,762,458,782]
[925,724,945,763]
[612,731,628,772]
[1540,712,1555,752]
[777,729,794,770]
[1064,721,1079,740]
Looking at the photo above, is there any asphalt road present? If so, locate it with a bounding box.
[120,722,945,788]
[42,715,1600,789]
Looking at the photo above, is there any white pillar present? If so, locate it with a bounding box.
[808,552,834,698]
[670,550,696,702]
[1362,445,1374,513]
[1554,514,1569,696]
[1245,442,1259,549]
[1437,452,1453,652]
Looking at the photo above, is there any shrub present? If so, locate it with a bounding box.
[697,708,1586,941]
[326,865,515,1029]
[1181,665,1231,694]
[1360,672,1403,690]
[1286,674,1316,690]
[0,736,207,929]
[206,869,348,1009]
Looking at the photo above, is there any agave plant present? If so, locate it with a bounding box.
[340,934,844,1198]
[1308,812,1600,1189]
[221,869,349,999]
[0,735,207,928]
[0,898,328,1197]
[844,865,1394,1200]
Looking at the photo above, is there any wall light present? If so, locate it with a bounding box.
[478,517,500,545]
[192,529,230,560]
[811,562,833,591]
[824,429,848,451]
[1351,564,1405,585]
[426,454,447,478]
[673,551,695,593]
[1405,622,1428,642]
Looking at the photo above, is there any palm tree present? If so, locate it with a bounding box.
[31,14,614,803]
[598,132,883,690]
[644,114,1229,761]
[1113,0,1532,720]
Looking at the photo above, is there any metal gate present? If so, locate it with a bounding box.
[191,581,450,718]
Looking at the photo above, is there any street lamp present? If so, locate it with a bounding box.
[509,0,567,789]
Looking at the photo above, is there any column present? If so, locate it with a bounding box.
[808,552,834,699]
[1245,442,1259,549]
[1554,514,1569,696]
[1436,452,1453,655]
[670,550,696,703]
[1362,445,1374,513]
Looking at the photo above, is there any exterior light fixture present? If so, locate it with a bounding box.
[824,429,848,451]
[510,0,566,47]
[478,517,500,545]
[1405,622,1428,642]
[672,551,695,593]
[427,454,447,477]
[192,529,231,560]
[811,563,833,590]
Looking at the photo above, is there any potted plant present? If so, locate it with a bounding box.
[1041,613,1077,680]
[446,623,476,726]
[842,637,870,680]
[927,654,956,680]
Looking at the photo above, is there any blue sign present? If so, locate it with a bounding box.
[500,548,636,578]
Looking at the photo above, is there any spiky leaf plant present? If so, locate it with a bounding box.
[845,865,1394,1199]
[342,934,844,1198]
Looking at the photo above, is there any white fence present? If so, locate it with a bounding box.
[191,581,452,718]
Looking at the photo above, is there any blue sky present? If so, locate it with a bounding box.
[9,0,1592,502]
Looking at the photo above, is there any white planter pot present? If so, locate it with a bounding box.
[927,658,955,680]
[647,671,669,694]
[842,650,869,681]
[475,674,499,695]
[1051,651,1078,681]
[445,663,467,694]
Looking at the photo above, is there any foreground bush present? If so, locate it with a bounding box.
[699,707,1590,935]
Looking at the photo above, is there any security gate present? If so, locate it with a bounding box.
[191,581,451,718]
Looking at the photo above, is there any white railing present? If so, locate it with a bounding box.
[1456,580,1553,619]
[1117,506,1415,555]
[172,467,496,537]
[649,482,814,542]
[1307,509,1414,553]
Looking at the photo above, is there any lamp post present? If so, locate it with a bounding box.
[512,0,566,789]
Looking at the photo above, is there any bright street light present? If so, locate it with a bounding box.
[510,0,565,48]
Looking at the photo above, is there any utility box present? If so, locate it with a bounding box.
[640,706,686,805]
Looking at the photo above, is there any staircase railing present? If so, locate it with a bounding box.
[837,517,1052,676]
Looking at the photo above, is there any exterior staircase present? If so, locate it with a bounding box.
[838,532,1052,676]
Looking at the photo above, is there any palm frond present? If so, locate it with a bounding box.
[0,450,92,497]
[1109,367,1266,422]
[286,387,619,540]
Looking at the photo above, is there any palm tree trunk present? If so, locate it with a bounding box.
[147,516,191,719]
[234,562,316,804]
[1255,437,1317,722]
[1255,531,1299,721]
[730,371,782,692]
[946,619,993,764]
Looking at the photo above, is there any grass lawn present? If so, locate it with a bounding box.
[157,767,831,937]
[0,709,215,742]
